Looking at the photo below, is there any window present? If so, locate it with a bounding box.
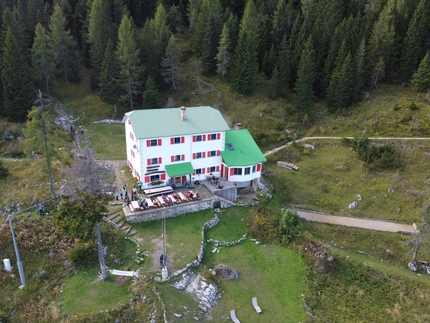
[210,150,216,157]
[174,137,181,144]
[211,133,217,140]
[245,167,250,175]
[195,169,202,175]
[196,152,202,159]
[252,165,256,173]
[210,166,216,172]
[150,139,157,146]
[131,150,135,158]
[130,132,134,140]
[150,175,160,181]
[174,155,181,161]
[151,158,158,165]
[196,135,202,142]
[234,168,242,175]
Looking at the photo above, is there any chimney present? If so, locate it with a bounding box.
[180,106,186,120]
[235,123,242,130]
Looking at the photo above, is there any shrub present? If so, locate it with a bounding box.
[279,209,304,244]
[0,160,9,179]
[247,205,280,243]
[68,242,97,268]
[409,102,419,111]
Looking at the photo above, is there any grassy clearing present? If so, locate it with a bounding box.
[130,209,215,271]
[308,84,430,137]
[302,243,430,322]
[87,123,126,160]
[201,208,306,322]
[265,140,430,222]
[61,267,132,315]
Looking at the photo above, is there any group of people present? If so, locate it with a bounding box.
[114,183,141,204]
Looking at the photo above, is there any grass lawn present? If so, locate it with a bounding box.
[265,140,429,222]
[60,267,132,315]
[87,123,126,160]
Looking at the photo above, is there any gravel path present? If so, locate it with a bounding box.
[297,209,415,234]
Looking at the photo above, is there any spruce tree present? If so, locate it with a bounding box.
[294,36,316,114]
[399,0,430,82]
[162,35,181,90]
[353,38,366,104]
[201,11,222,76]
[2,28,35,122]
[99,39,119,109]
[31,23,56,97]
[116,14,142,110]
[216,23,232,78]
[50,4,79,85]
[142,76,159,109]
[334,53,354,110]
[276,35,290,98]
[230,0,259,95]
[412,53,430,93]
[87,0,114,90]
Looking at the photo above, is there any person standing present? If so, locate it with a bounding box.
[38,203,45,216]
[115,190,119,201]
[119,188,124,200]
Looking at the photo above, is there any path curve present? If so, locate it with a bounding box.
[264,136,430,156]
[297,209,415,234]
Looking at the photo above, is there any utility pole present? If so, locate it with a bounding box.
[8,214,26,288]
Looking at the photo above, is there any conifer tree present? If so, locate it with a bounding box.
[276,35,290,97]
[258,14,273,69]
[187,0,202,36]
[162,35,181,90]
[294,36,316,114]
[269,65,279,100]
[230,0,259,95]
[272,0,295,49]
[352,38,366,104]
[142,76,159,109]
[50,4,79,85]
[2,28,35,121]
[262,45,275,78]
[399,0,430,82]
[99,39,119,109]
[412,53,430,93]
[216,23,232,78]
[201,11,222,76]
[334,53,354,110]
[31,23,56,97]
[116,13,142,110]
[87,0,114,90]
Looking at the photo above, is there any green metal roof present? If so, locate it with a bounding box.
[221,129,267,166]
[165,162,194,177]
[125,106,230,139]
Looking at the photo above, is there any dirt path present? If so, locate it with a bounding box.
[297,209,415,233]
[264,136,430,156]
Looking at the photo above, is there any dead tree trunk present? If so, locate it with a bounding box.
[95,221,108,280]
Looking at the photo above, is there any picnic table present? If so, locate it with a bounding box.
[146,199,154,207]
[157,196,166,206]
[130,200,140,212]
[144,186,173,197]
[178,192,188,202]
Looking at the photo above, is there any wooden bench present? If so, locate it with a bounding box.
[230,309,240,323]
[129,200,140,212]
[252,297,262,313]
[178,192,188,202]
[144,186,173,197]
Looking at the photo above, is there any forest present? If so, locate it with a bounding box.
[0,0,430,122]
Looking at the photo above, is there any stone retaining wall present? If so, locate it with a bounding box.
[125,197,235,223]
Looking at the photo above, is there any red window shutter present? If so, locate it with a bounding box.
[161,174,166,180]
[257,163,261,171]
[146,140,150,147]
[203,134,206,141]
[171,156,174,162]
[181,154,185,161]
[193,153,196,159]
[144,176,150,183]
[202,152,206,158]
[208,151,211,157]
[230,168,234,176]
[158,157,162,164]
[128,119,131,124]
[147,159,151,165]
[202,168,205,174]
[207,167,210,173]
[216,166,220,172]
[181,137,185,143]
[170,138,174,144]
[217,133,220,140]
[193,136,196,142]
[217,150,220,156]
[158,139,162,146]
[207,134,211,141]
